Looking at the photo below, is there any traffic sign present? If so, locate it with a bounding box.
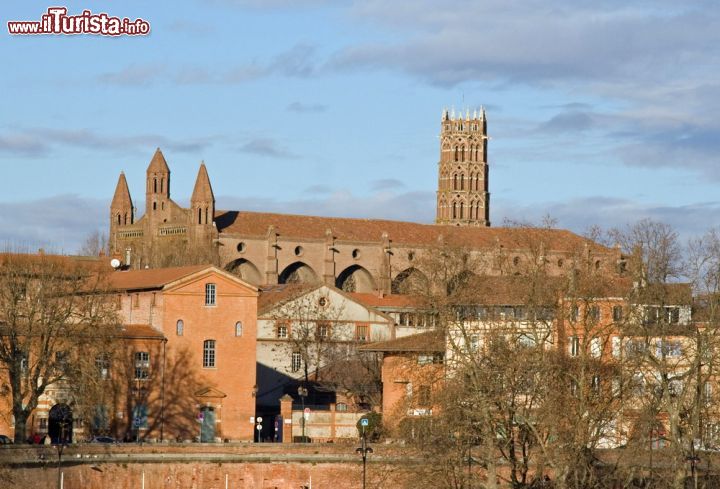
[360,418,369,427]
[256,416,263,423]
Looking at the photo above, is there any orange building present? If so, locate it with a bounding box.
[105,264,258,442]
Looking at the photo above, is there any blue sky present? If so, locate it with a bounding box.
[1,0,719,252]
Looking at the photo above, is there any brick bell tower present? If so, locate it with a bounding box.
[435,107,490,227]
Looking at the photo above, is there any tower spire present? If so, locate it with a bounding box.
[191,161,215,228]
[191,161,215,203]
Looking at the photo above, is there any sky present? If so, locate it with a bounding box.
[1,0,719,253]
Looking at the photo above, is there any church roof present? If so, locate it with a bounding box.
[214,210,610,252]
[147,148,170,173]
[191,162,215,202]
[111,172,133,209]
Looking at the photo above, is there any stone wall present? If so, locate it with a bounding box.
[0,443,413,489]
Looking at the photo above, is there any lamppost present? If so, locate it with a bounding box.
[297,385,308,442]
[56,420,69,489]
[355,420,373,489]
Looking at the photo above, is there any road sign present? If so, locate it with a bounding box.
[133,417,142,428]
[197,412,204,423]
[303,407,311,421]
[360,418,369,427]
[256,416,263,424]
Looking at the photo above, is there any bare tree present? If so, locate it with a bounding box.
[0,252,121,443]
[78,230,109,257]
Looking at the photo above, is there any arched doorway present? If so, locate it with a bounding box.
[48,404,73,444]
[336,265,376,293]
[200,406,216,443]
[225,258,262,285]
[392,268,429,295]
[278,262,319,285]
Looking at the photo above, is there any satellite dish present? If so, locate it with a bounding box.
[110,258,121,269]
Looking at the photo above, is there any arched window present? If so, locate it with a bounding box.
[176,320,184,336]
[452,202,457,219]
[459,202,464,219]
[198,208,202,225]
[153,202,156,211]
[205,207,209,225]
[117,214,121,225]
[203,340,216,368]
[123,213,128,225]
[153,178,157,193]
[454,146,459,162]
[460,174,464,190]
[461,146,465,161]
[235,321,243,337]
[453,174,458,190]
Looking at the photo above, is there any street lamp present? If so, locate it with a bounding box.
[55,420,69,489]
[355,421,373,489]
[297,385,308,442]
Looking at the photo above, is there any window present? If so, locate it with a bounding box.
[570,306,579,322]
[235,321,243,337]
[95,354,110,380]
[588,306,600,322]
[356,324,369,342]
[203,340,216,368]
[569,336,579,357]
[205,283,216,306]
[590,337,602,358]
[611,337,622,358]
[469,335,480,352]
[176,319,184,336]
[133,293,140,308]
[418,353,444,365]
[612,306,623,322]
[19,352,28,374]
[134,352,150,380]
[316,322,330,339]
[336,402,348,412]
[591,375,601,393]
[276,324,289,339]
[291,351,302,372]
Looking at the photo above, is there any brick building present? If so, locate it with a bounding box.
[104,264,259,442]
[108,110,624,296]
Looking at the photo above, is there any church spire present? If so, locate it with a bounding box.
[110,172,134,227]
[191,162,215,203]
[191,162,215,227]
[147,147,170,174]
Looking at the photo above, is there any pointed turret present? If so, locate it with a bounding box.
[191,162,215,203]
[191,162,215,227]
[147,148,170,174]
[110,172,134,227]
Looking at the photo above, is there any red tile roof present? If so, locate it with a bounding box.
[105,264,210,291]
[257,283,319,314]
[119,324,165,339]
[214,211,609,252]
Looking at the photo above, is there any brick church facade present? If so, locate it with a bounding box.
[109,110,623,292]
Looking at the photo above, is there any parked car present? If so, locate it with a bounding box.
[0,435,13,445]
[89,436,117,444]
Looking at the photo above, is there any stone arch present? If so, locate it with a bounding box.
[49,403,73,444]
[225,258,262,285]
[392,267,429,295]
[336,265,377,293]
[279,261,319,285]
